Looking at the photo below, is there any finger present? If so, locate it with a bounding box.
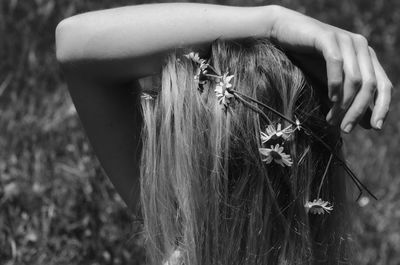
[316,31,343,102]
[369,47,392,129]
[326,103,345,126]
[341,35,376,133]
[359,107,372,129]
[326,33,362,126]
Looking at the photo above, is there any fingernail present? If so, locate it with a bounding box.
[331,95,338,102]
[326,108,337,125]
[326,112,332,123]
[376,120,383,129]
[343,123,353,133]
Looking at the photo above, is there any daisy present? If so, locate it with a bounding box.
[295,118,301,131]
[194,62,208,83]
[260,123,293,144]
[304,198,333,215]
[184,52,205,65]
[184,52,209,90]
[215,72,235,109]
[259,144,293,167]
[163,249,183,265]
[141,93,154,100]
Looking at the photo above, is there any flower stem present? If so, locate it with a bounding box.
[234,93,272,124]
[204,73,222,79]
[231,89,377,201]
[317,153,333,199]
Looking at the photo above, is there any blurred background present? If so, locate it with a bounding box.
[0,0,399,264]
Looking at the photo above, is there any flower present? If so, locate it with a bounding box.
[259,144,293,167]
[304,198,333,215]
[184,52,208,74]
[358,196,370,207]
[163,249,183,265]
[184,52,209,91]
[295,118,301,131]
[184,52,205,65]
[141,93,154,100]
[260,123,293,144]
[196,62,208,75]
[194,62,208,83]
[215,72,235,109]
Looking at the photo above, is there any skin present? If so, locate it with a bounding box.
[55,3,392,210]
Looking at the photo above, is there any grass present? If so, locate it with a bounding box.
[0,0,399,264]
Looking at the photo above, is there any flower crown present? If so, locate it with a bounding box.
[143,51,377,215]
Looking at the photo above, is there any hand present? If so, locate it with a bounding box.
[268,6,392,133]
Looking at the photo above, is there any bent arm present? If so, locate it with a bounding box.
[56,3,276,80]
[64,72,142,213]
[56,3,392,210]
[56,3,278,210]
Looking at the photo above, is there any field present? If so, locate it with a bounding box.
[0,0,399,264]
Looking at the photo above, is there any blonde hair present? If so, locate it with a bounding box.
[140,38,351,265]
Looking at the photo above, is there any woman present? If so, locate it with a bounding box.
[55,3,392,264]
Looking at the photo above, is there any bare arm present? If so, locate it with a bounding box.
[55,3,392,210]
[56,4,279,210]
[56,3,391,130]
[56,3,275,80]
[64,72,142,212]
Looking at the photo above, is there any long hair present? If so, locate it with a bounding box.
[139,38,351,265]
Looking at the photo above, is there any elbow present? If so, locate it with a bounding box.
[55,16,82,64]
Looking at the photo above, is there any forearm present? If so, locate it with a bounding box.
[56,3,278,79]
